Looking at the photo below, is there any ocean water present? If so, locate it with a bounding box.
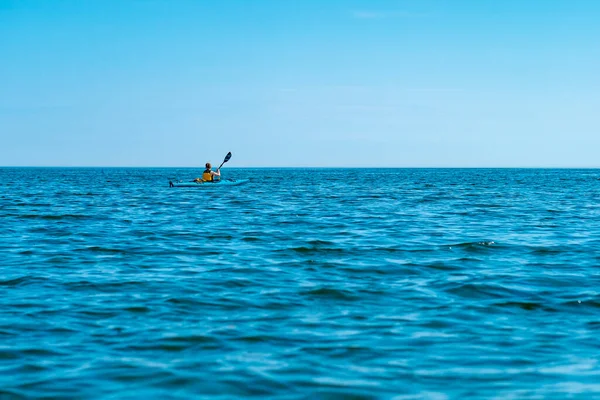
[1,167,599,399]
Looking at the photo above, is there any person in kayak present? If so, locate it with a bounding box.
[194,162,221,182]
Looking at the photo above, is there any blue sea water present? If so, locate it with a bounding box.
[1,167,599,399]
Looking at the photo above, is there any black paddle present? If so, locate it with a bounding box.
[218,152,232,170]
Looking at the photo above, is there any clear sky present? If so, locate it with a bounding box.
[1,0,599,167]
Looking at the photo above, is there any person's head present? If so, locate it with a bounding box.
[205,162,211,170]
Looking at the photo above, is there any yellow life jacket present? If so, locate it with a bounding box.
[202,169,213,182]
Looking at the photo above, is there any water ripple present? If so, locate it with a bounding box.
[1,167,599,398]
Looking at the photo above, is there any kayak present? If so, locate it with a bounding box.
[169,179,249,188]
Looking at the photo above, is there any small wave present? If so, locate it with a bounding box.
[64,280,99,291]
[222,279,254,288]
[0,350,19,361]
[456,257,483,262]
[416,196,439,203]
[471,203,507,209]
[530,247,565,255]
[301,287,356,300]
[491,301,550,311]
[242,236,262,242]
[446,283,521,299]
[80,310,120,319]
[446,241,497,252]
[289,246,346,255]
[448,241,496,248]
[234,335,271,343]
[20,348,65,357]
[307,239,335,246]
[423,263,460,271]
[76,246,127,254]
[560,299,600,309]
[166,297,202,306]
[0,276,40,287]
[21,214,92,220]
[124,306,151,313]
[160,334,217,344]
[206,234,234,240]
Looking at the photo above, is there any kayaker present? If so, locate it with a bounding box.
[194,162,221,182]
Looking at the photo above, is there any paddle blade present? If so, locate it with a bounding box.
[217,152,232,170]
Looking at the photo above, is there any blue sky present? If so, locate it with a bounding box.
[1,0,599,167]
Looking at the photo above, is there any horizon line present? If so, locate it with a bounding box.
[1,166,600,169]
